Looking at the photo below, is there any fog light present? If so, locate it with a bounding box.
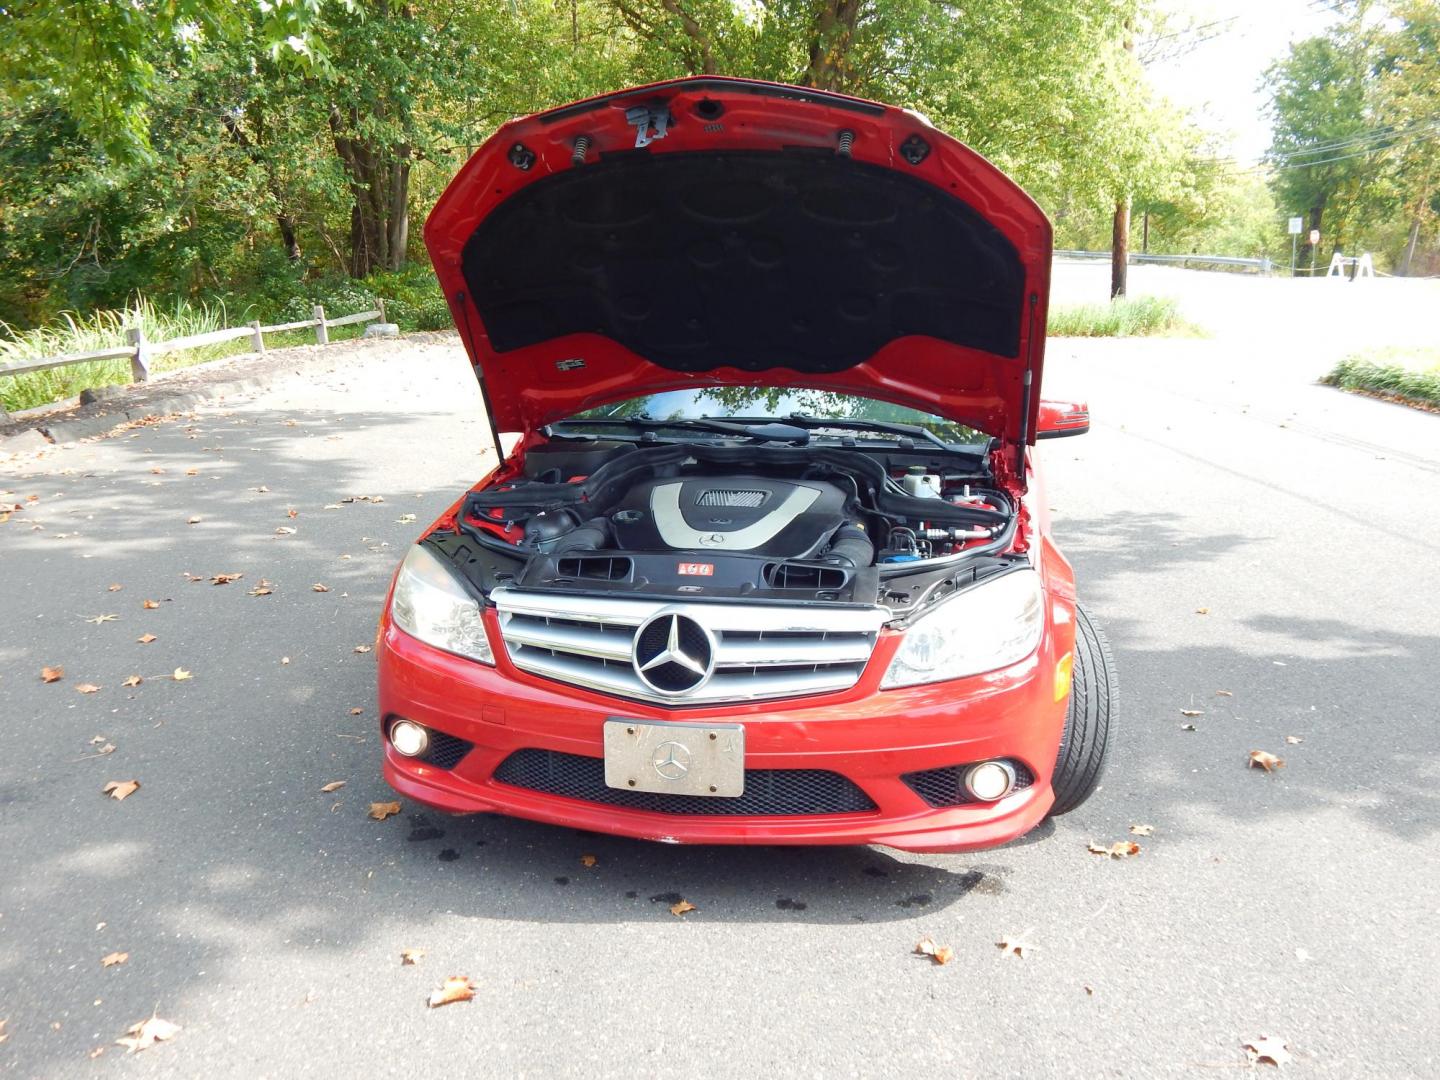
[964,760,1017,802]
[390,719,429,758]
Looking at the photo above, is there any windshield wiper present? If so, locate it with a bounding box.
[548,416,811,443]
[776,413,957,451]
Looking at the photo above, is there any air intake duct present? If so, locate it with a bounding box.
[821,522,874,568]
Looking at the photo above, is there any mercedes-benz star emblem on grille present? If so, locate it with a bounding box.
[651,741,691,780]
[632,612,716,695]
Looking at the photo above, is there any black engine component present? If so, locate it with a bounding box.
[607,476,848,561]
[521,438,634,482]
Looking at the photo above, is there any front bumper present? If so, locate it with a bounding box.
[378,611,1070,854]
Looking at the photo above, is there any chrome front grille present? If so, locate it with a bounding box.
[491,587,885,706]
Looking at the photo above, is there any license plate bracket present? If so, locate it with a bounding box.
[602,719,745,797]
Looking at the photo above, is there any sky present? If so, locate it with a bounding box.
[1144,0,1340,163]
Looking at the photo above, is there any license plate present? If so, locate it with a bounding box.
[603,719,745,797]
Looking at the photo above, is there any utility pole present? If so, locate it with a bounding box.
[1111,20,1135,300]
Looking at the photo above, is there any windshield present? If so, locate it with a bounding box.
[561,388,989,447]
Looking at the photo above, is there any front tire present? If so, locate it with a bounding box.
[1048,604,1116,816]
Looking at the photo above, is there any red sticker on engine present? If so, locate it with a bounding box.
[677,562,714,576]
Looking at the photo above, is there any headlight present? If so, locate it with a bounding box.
[881,569,1044,688]
[390,544,494,664]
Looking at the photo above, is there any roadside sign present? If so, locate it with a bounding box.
[1288,216,1303,235]
[1309,228,1321,245]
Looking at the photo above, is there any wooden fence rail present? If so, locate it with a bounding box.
[0,300,388,383]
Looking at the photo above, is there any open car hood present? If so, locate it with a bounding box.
[425,77,1052,446]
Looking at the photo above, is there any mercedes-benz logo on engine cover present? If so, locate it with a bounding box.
[633,612,715,695]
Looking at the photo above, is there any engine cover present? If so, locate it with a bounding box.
[609,477,847,560]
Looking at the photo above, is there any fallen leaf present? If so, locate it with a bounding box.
[669,899,697,917]
[396,514,417,524]
[77,683,101,694]
[41,665,64,683]
[368,801,402,820]
[287,508,298,519]
[1285,735,1303,745]
[86,613,119,624]
[90,735,108,745]
[281,656,291,665]
[150,466,166,474]
[1249,750,1285,772]
[116,1013,180,1053]
[914,936,954,966]
[353,644,373,654]
[401,948,425,966]
[580,854,597,868]
[142,599,159,609]
[186,516,202,525]
[320,781,346,793]
[1128,824,1155,836]
[107,584,123,592]
[1180,709,1203,717]
[1088,840,1141,859]
[311,583,330,592]
[102,780,141,801]
[1242,1035,1292,1067]
[1215,689,1233,696]
[349,707,363,716]
[427,976,475,1008]
[275,526,297,536]
[137,633,157,644]
[171,668,192,681]
[1180,723,1197,732]
[323,503,342,510]
[997,933,1033,959]
[0,1019,7,1044]
[101,951,128,968]
[249,586,272,596]
[210,572,243,585]
[85,743,118,757]
[185,467,199,476]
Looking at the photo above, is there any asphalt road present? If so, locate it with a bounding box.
[2,305,1438,1077]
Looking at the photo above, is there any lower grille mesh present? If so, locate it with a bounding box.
[422,730,473,770]
[902,761,1034,807]
[493,749,876,816]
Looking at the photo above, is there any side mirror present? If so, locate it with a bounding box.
[1035,399,1090,439]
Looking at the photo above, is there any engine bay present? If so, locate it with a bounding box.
[434,437,1024,614]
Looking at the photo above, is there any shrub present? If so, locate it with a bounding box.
[1047,295,1197,337]
[1322,349,1440,410]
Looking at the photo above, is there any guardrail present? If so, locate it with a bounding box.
[0,301,389,385]
[1055,249,1273,272]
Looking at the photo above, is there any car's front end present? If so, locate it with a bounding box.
[376,76,1110,854]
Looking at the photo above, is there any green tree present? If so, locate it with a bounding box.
[1263,9,1379,270]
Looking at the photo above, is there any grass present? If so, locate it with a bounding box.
[1047,295,1198,338]
[0,298,364,414]
[1322,347,1440,412]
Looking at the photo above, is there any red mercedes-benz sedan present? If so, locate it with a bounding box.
[377,77,1115,854]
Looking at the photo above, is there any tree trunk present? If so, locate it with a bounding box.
[803,0,861,91]
[277,215,301,262]
[329,106,409,277]
[1110,198,1130,299]
[659,0,717,74]
[220,112,302,262]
